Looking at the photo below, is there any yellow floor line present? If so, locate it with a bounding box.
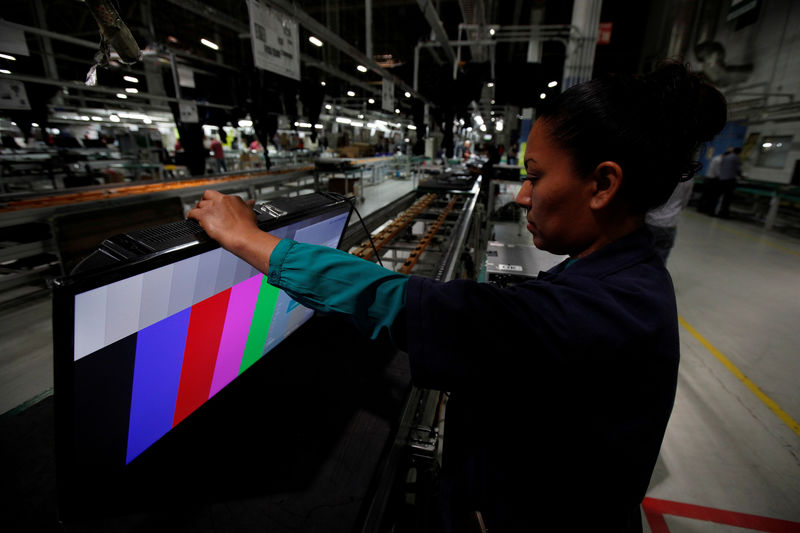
[678,315,800,439]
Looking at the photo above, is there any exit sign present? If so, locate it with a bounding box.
[598,22,613,45]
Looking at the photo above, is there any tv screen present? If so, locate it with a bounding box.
[52,195,351,520]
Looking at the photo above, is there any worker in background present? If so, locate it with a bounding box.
[209,135,226,173]
[189,61,726,532]
[717,147,743,218]
[646,176,695,263]
[699,147,728,215]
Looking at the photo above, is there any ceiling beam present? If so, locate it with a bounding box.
[262,0,433,105]
[416,0,456,63]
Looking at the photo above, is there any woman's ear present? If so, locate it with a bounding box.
[589,161,623,210]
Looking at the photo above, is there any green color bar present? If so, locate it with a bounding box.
[239,277,280,373]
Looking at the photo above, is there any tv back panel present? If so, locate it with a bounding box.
[52,192,352,520]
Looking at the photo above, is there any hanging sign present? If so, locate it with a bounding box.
[247,0,300,81]
[382,78,395,113]
[178,101,198,123]
[0,21,30,57]
[0,80,31,110]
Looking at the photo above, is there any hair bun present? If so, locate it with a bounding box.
[641,61,727,144]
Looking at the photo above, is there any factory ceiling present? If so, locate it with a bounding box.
[1,0,614,134]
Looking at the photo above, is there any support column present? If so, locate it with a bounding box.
[562,0,602,89]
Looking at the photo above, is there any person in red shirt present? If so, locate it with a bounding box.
[209,135,226,173]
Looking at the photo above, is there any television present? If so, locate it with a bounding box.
[52,193,352,521]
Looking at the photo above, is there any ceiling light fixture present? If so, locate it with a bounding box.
[125,87,138,93]
[320,81,326,86]
[110,115,120,122]
[116,93,128,99]
[309,36,323,47]
[347,90,356,97]
[487,82,494,88]
[91,116,103,122]
[325,104,332,110]
[356,65,368,73]
[238,119,253,127]
[0,69,11,75]
[395,108,400,114]
[0,54,17,61]
[548,80,558,88]
[123,75,139,83]
[540,92,546,99]
[200,38,219,51]
[404,91,411,98]
[368,98,375,104]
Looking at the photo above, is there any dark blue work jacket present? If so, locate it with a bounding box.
[404,226,680,531]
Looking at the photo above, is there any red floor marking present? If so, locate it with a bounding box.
[641,497,800,532]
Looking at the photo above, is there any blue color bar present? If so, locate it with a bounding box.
[125,308,191,464]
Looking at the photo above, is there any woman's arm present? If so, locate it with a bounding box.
[188,190,409,344]
[187,189,281,274]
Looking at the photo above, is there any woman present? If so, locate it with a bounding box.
[189,62,726,531]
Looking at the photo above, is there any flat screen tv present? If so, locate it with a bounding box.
[52,193,352,521]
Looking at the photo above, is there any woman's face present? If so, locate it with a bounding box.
[515,120,598,256]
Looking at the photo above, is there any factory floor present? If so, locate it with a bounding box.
[1,176,799,531]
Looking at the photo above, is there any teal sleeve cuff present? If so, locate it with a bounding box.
[267,239,409,342]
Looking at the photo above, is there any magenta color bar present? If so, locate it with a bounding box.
[208,274,263,398]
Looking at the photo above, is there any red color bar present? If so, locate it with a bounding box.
[642,498,800,533]
[173,288,232,426]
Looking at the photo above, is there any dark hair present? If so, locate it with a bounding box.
[538,61,727,213]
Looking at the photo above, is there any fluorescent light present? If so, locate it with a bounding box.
[0,69,10,75]
[309,36,323,47]
[314,124,323,129]
[368,98,375,104]
[325,104,332,110]
[548,80,558,88]
[404,91,411,98]
[80,116,90,121]
[50,128,60,134]
[238,119,253,127]
[335,117,352,124]
[0,53,16,61]
[125,87,138,93]
[110,115,120,122]
[356,65,367,73]
[116,93,128,99]
[347,90,356,97]
[123,75,139,83]
[295,122,313,128]
[31,122,39,127]
[352,121,364,127]
[200,38,219,51]
[91,116,103,122]
[408,125,417,130]
[487,82,494,87]
[539,92,546,99]
[143,117,152,124]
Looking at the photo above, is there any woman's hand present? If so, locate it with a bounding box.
[187,189,281,274]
